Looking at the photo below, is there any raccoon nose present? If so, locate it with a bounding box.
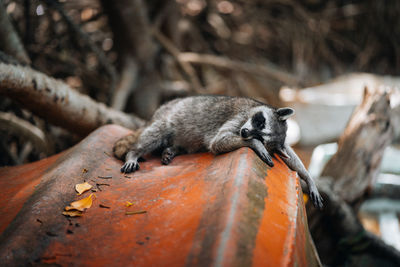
[240,128,250,138]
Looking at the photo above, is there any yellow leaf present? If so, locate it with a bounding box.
[62,210,83,217]
[75,182,92,195]
[303,193,309,204]
[125,201,133,207]
[66,193,94,212]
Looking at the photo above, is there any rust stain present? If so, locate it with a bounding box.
[0,153,63,234]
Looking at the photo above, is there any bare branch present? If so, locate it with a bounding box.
[0,0,30,64]
[0,62,145,136]
[0,111,50,154]
[178,52,299,86]
[43,0,118,91]
[152,29,204,93]
[111,57,138,111]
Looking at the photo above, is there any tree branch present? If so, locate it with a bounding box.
[0,0,30,64]
[152,29,204,93]
[178,52,300,86]
[110,57,138,111]
[0,111,50,154]
[0,62,144,136]
[43,0,118,91]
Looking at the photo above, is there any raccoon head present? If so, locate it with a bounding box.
[240,106,294,157]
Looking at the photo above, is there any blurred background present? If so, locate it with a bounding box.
[2,0,400,163]
[1,0,400,266]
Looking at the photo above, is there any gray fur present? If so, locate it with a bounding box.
[121,95,323,208]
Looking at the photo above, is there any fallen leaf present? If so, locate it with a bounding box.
[303,193,309,204]
[126,210,147,215]
[62,210,83,217]
[125,201,133,207]
[65,193,94,211]
[82,168,88,173]
[75,182,92,195]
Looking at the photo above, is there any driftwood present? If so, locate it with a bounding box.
[308,87,400,265]
[321,86,394,203]
[0,62,144,136]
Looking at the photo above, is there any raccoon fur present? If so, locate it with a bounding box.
[113,95,323,208]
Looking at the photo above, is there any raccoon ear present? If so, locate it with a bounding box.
[276,147,290,159]
[277,107,294,121]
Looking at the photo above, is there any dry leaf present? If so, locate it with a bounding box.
[75,182,92,195]
[65,193,94,211]
[62,210,83,217]
[125,201,133,207]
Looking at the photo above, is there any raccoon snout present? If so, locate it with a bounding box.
[240,128,251,139]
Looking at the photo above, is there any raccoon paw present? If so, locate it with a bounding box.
[310,188,323,209]
[161,147,177,165]
[257,150,274,167]
[121,160,140,173]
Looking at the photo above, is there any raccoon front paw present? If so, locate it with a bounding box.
[258,150,274,167]
[310,189,323,209]
[121,160,140,173]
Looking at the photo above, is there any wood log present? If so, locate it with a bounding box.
[321,86,394,203]
[308,87,400,265]
[0,62,145,136]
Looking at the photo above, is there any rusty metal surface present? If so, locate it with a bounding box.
[0,125,320,266]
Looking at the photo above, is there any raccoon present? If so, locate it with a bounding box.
[114,95,323,208]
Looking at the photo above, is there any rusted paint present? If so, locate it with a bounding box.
[0,125,320,266]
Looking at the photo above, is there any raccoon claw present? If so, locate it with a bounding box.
[161,154,172,165]
[121,160,139,173]
[259,151,274,167]
[310,190,323,209]
[161,152,174,165]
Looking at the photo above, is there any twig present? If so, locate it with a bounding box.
[97,176,112,179]
[42,0,118,92]
[152,29,204,93]
[126,210,147,215]
[178,52,299,86]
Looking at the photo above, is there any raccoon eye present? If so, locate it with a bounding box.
[252,112,266,129]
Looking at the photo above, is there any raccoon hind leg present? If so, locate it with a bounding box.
[113,130,142,160]
[121,122,170,173]
[161,146,185,165]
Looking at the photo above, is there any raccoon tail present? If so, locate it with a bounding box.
[113,129,143,160]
